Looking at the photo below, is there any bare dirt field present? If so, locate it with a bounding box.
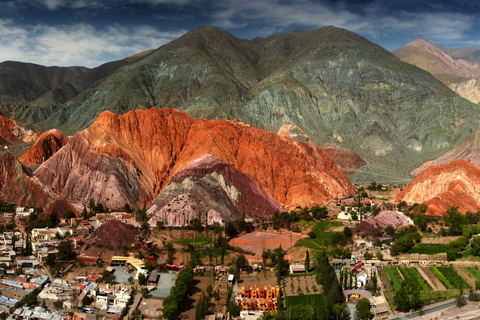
[421,236,460,244]
[229,231,303,257]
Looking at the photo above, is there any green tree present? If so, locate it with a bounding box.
[274,246,287,285]
[355,298,372,320]
[64,210,75,220]
[376,251,383,260]
[305,249,310,273]
[138,272,147,285]
[414,213,428,231]
[456,295,467,308]
[102,270,116,284]
[393,278,422,312]
[444,206,465,236]
[82,206,88,220]
[343,227,353,239]
[57,240,74,261]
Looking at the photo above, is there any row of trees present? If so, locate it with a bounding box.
[315,251,349,320]
[162,267,194,320]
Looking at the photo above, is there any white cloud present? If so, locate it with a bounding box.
[0,19,187,67]
[211,0,475,43]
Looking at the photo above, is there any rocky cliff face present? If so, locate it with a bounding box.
[18,129,68,165]
[394,39,480,104]
[34,107,354,211]
[148,154,285,227]
[397,160,480,215]
[0,154,62,210]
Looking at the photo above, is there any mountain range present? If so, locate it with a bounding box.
[1,26,479,184]
[394,39,480,105]
[3,25,480,219]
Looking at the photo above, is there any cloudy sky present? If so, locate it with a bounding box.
[1,0,479,67]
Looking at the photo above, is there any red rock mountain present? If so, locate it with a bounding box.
[34,107,354,211]
[397,160,480,216]
[19,129,69,165]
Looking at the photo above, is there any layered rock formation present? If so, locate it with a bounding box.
[0,154,63,210]
[394,39,480,104]
[7,26,479,182]
[19,129,69,165]
[34,107,354,213]
[397,160,480,215]
[148,154,284,227]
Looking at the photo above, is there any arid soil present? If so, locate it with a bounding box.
[229,231,303,257]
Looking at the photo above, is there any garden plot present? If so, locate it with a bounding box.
[284,275,320,296]
[385,267,403,291]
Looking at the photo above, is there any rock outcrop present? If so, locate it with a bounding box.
[0,114,39,146]
[34,107,354,211]
[19,129,68,165]
[397,160,480,215]
[148,154,284,227]
[80,219,139,261]
[355,211,414,233]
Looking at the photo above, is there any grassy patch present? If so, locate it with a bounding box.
[285,293,325,310]
[408,243,449,255]
[174,234,211,246]
[295,221,343,249]
[419,290,461,304]
[385,267,402,292]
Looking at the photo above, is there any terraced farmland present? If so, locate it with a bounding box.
[382,266,465,308]
[428,267,471,290]
[399,267,432,290]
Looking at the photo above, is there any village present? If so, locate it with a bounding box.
[0,184,479,320]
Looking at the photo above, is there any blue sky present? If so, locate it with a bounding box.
[1,0,479,67]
